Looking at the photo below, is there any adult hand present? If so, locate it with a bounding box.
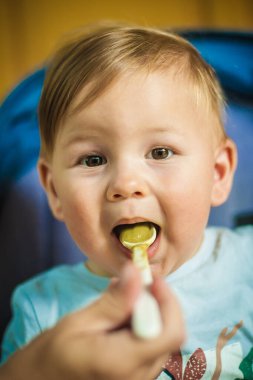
[0,263,185,380]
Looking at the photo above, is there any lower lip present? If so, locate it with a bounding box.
[147,232,161,259]
[114,231,161,260]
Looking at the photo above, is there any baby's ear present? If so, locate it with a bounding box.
[37,157,64,221]
[211,138,237,207]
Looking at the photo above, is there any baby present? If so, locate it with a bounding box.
[2,23,253,377]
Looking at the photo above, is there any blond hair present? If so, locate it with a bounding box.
[39,23,226,157]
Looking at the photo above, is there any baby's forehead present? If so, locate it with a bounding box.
[68,68,197,116]
[62,70,218,138]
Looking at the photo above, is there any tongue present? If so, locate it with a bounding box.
[119,222,153,245]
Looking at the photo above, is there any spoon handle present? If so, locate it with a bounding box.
[131,246,162,338]
[132,289,163,339]
[132,245,153,286]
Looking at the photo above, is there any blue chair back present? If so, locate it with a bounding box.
[0,69,83,344]
[181,30,253,227]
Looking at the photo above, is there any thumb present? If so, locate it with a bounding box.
[68,262,142,333]
[92,262,142,331]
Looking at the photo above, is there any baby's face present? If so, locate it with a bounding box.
[46,71,222,277]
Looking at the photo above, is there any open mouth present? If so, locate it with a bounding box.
[112,222,160,248]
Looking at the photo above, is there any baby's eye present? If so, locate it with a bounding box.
[80,154,107,167]
[149,147,173,160]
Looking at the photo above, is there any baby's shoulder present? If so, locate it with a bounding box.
[208,224,253,247]
[12,263,84,302]
[211,225,253,268]
[221,224,253,249]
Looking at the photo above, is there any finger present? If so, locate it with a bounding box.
[143,353,169,380]
[90,262,142,330]
[107,261,143,313]
[59,262,142,334]
[113,281,185,364]
[96,329,170,380]
[151,277,186,351]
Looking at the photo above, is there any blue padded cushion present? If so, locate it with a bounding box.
[0,69,45,197]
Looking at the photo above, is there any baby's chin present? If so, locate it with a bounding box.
[149,262,169,278]
[85,260,112,277]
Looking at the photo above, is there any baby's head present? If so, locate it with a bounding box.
[38,23,237,277]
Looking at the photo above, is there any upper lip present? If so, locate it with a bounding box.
[112,217,151,230]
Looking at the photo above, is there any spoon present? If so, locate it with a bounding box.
[119,223,162,339]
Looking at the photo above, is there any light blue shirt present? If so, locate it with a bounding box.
[2,226,253,379]
[162,226,253,379]
[1,262,110,363]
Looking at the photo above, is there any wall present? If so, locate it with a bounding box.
[1,0,253,100]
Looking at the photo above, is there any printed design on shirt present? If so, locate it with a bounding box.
[159,320,243,379]
[237,347,253,379]
[212,320,243,380]
[165,348,206,379]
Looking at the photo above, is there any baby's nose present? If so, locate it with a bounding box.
[106,165,149,201]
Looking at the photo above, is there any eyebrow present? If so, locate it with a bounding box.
[144,125,185,137]
[60,122,184,149]
[60,133,101,150]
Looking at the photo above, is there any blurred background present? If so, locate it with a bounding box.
[1,0,253,101]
